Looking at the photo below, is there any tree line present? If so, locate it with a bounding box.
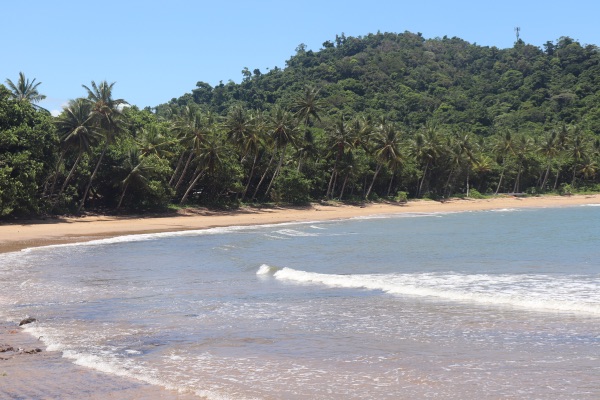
[2,31,600,217]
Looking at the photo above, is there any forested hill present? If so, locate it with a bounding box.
[158,31,600,135]
[3,31,600,218]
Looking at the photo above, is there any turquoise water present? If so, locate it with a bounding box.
[1,206,599,399]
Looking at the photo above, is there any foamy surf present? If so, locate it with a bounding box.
[256,264,278,275]
[270,267,600,316]
[22,324,247,400]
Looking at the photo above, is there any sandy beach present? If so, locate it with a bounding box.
[2,195,599,255]
[1,194,599,399]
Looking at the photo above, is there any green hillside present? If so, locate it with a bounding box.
[2,31,600,217]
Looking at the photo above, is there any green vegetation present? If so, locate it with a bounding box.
[2,31,600,217]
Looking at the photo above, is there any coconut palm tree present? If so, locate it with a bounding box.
[538,129,560,191]
[170,107,214,192]
[410,122,441,197]
[326,115,354,198]
[180,132,224,204]
[5,72,46,107]
[136,124,173,160]
[365,120,403,200]
[263,106,299,197]
[53,98,101,199]
[117,148,154,209]
[292,86,324,173]
[492,129,515,194]
[78,80,128,212]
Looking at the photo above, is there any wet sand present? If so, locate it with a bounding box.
[1,195,599,399]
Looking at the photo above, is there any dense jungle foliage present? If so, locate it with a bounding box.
[2,31,600,217]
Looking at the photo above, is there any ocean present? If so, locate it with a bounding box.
[1,206,599,399]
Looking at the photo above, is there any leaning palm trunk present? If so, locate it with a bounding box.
[180,169,205,204]
[46,151,65,198]
[540,161,551,191]
[252,152,277,201]
[78,143,108,212]
[417,161,429,197]
[241,152,259,201]
[326,169,337,199]
[56,153,82,201]
[513,165,522,193]
[495,162,506,195]
[174,151,195,191]
[339,174,349,200]
[265,143,288,197]
[117,182,130,209]
[553,169,561,190]
[364,164,383,200]
[169,151,186,186]
[387,174,394,197]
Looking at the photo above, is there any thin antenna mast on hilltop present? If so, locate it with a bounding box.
[514,26,521,42]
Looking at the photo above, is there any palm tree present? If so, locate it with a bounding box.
[136,124,173,160]
[511,134,534,193]
[292,85,323,127]
[326,115,354,198]
[117,148,155,209]
[53,98,101,199]
[410,122,440,197]
[78,81,128,212]
[241,110,267,201]
[568,126,587,187]
[292,86,324,173]
[365,120,403,200]
[5,72,46,107]
[538,129,560,191]
[264,106,299,197]
[446,132,478,197]
[170,107,214,192]
[492,130,515,194]
[180,133,224,204]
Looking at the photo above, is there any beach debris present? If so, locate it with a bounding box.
[0,346,14,353]
[18,317,37,326]
[23,348,42,354]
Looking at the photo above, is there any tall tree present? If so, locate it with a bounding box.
[5,72,46,107]
[264,106,299,197]
[78,81,128,212]
[53,98,101,200]
[365,120,403,200]
[410,123,440,197]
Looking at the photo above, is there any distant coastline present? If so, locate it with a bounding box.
[2,194,599,254]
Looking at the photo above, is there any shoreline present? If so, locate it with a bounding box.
[1,194,599,398]
[2,194,599,255]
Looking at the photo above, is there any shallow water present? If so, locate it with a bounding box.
[1,206,599,399]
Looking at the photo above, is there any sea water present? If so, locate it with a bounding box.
[0,206,599,399]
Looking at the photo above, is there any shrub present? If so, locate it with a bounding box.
[271,168,312,204]
[395,191,408,203]
[468,188,485,199]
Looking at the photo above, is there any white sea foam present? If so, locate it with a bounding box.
[256,264,278,275]
[274,229,320,237]
[23,324,240,400]
[10,219,334,255]
[271,268,600,316]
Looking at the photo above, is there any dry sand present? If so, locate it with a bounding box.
[1,194,599,399]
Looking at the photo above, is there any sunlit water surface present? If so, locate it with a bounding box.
[1,206,599,399]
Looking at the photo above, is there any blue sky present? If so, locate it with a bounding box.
[3,1,599,115]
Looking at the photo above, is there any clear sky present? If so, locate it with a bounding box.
[3,0,599,115]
